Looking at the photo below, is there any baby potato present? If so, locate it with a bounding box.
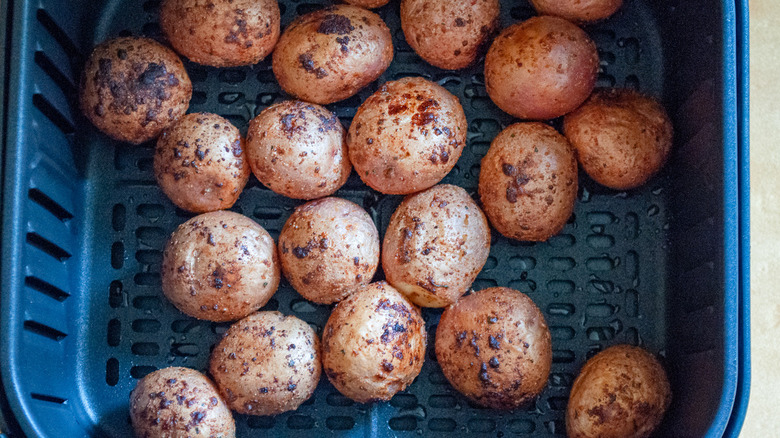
[278,197,380,304]
[160,0,280,67]
[382,184,491,307]
[130,367,235,438]
[401,0,500,70]
[435,287,552,409]
[322,282,427,403]
[478,122,577,242]
[566,345,672,438]
[348,76,467,195]
[154,113,249,213]
[272,5,393,104]
[79,37,192,144]
[343,0,390,8]
[529,0,622,23]
[563,88,674,190]
[209,312,321,416]
[161,211,279,322]
[484,16,598,120]
[245,100,351,199]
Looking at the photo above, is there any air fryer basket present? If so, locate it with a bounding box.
[0,0,748,436]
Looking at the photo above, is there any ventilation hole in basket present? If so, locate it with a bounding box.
[107,319,121,346]
[428,369,448,385]
[290,299,320,314]
[132,319,161,333]
[546,396,568,411]
[287,414,315,430]
[136,226,167,248]
[429,418,456,432]
[28,189,74,221]
[587,326,616,342]
[134,273,161,287]
[549,372,574,388]
[389,393,418,409]
[141,22,163,39]
[587,303,618,318]
[34,51,77,99]
[325,416,355,431]
[547,280,575,295]
[508,255,536,270]
[509,5,535,20]
[36,9,83,62]
[32,94,75,135]
[246,416,275,429]
[136,203,165,222]
[132,342,160,356]
[26,232,71,261]
[211,321,232,335]
[547,303,575,317]
[598,49,616,66]
[133,295,161,310]
[467,418,495,433]
[30,393,67,404]
[24,320,67,341]
[508,279,536,292]
[586,234,615,249]
[111,241,125,269]
[548,257,576,271]
[325,392,354,407]
[624,327,639,345]
[109,280,126,308]
[256,69,275,84]
[25,276,70,301]
[588,279,614,294]
[106,358,120,386]
[624,74,640,90]
[389,416,417,431]
[170,319,206,334]
[135,249,162,265]
[428,394,457,409]
[548,234,575,248]
[588,256,619,272]
[218,92,245,105]
[508,419,535,434]
[597,73,616,88]
[137,157,154,173]
[549,326,575,341]
[552,349,575,363]
[142,0,160,12]
[171,343,199,357]
[218,69,247,84]
[130,365,157,379]
[545,420,564,434]
[252,206,283,221]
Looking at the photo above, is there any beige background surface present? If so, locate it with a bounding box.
[743,0,779,435]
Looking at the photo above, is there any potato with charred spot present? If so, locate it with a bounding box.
[130,367,235,438]
[272,5,393,104]
[246,101,351,199]
[154,113,249,213]
[348,77,468,195]
[322,282,427,403]
[479,123,578,242]
[401,0,500,70]
[566,345,672,438]
[529,0,622,23]
[382,184,491,307]
[435,287,552,410]
[161,211,279,322]
[80,37,192,144]
[209,312,321,416]
[279,197,380,304]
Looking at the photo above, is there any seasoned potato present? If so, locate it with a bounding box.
[529,0,622,23]
[382,184,491,307]
[478,122,577,242]
[160,0,280,67]
[279,197,380,304]
[161,211,279,322]
[343,0,390,8]
[401,0,500,70]
[272,5,393,104]
[563,88,674,190]
[348,77,467,194]
[484,16,598,120]
[130,367,235,438]
[154,113,249,213]
[209,312,321,416]
[245,100,351,199]
[566,345,672,438]
[435,287,552,409]
[80,37,192,144]
[322,282,427,403]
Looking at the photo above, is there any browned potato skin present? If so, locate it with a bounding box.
[343,0,390,8]
[130,367,235,438]
[401,0,500,70]
[382,184,491,307]
[529,0,623,23]
[322,282,427,403]
[154,113,249,213]
[209,312,321,416]
[246,101,351,199]
[272,5,393,104]
[563,88,674,190]
[79,37,192,144]
[279,197,380,304]
[484,16,598,120]
[348,77,467,194]
[160,0,280,67]
[435,287,552,409]
[566,345,672,438]
[161,211,280,322]
[478,123,577,241]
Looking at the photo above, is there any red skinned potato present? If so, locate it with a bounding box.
[563,88,673,190]
[343,0,390,7]
[529,0,622,23]
[272,5,393,104]
[348,77,468,195]
[478,123,578,242]
[484,16,598,120]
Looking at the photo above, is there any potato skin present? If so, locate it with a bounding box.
[79,37,192,144]
[246,101,351,199]
[209,312,321,416]
[348,77,467,194]
[382,184,491,307]
[130,367,235,438]
[343,0,390,8]
[272,5,393,104]
[154,113,249,213]
[322,282,427,403]
[435,287,552,409]
[161,211,279,322]
[566,345,672,438]
[484,16,598,120]
[160,0,280,67]
[563,88,673,190]
[278,197,380,304]
[529,0,622,23]
[401,0,500,70]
